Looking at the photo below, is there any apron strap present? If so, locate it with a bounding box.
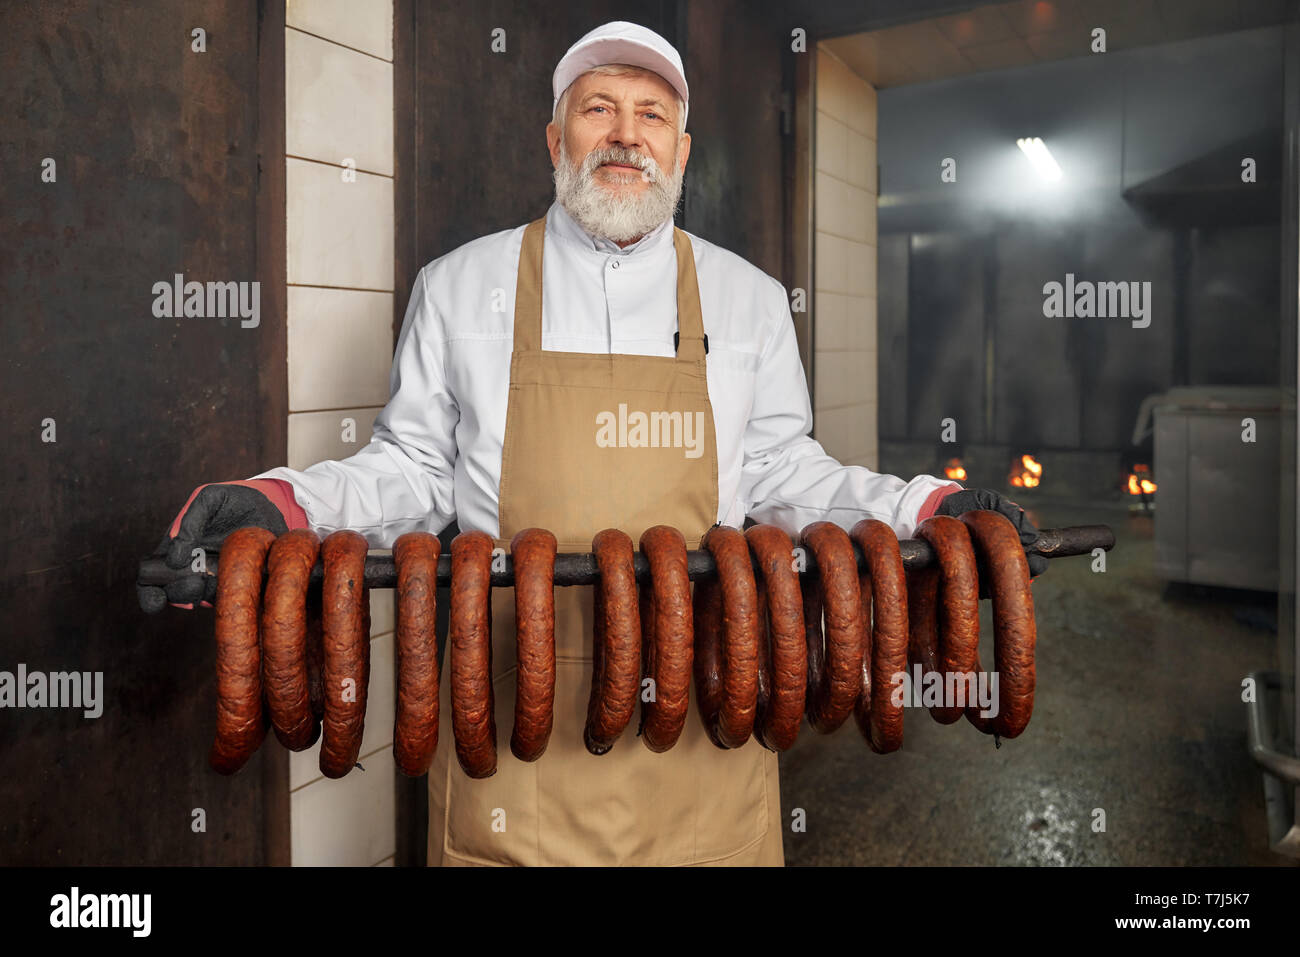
[513,217,547,353]
[512,214,709,362]
[671,227,707,362]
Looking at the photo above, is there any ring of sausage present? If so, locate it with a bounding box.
[913,516,980,726]
[585,528,641,755]
[211,526,277,774]
[393,531,441,776]
[305,585,325,724]
[449,530,497,778]
[745,524,806,752]
[693,525,759,749]
[753,586,771,745]
[319,530,371,779]
[849,519,908,753]
[960,510,1036,738]
[509,528,557,762]
[261,529,322,752]
[637,525,694,753]
[799,522,866,734]
[904,565,940,680]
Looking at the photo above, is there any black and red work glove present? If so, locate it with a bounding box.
[137,479,306,613]
[935,487,1048,579]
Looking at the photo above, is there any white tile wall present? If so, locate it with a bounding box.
[290,630,396,790]
[815,234,875,298]
[287,286,394,411]
[287,0,394,60]
[281,1,397,867]
[286,406,386,471]
[815,171,873,244]
[290,745,397,866]
[286,158,394,290]
[369,588,394,636]
[814,47,879,466]
[813,232,846,295]
[287,28,395,175]
[814,351,874,411]
[846,128,876,191]
[964,38,1039,72]
[816,49,875,135]
[815,112,849,179]
[815,293,876,352]
[812,403,871,462]
[872,19,970,80]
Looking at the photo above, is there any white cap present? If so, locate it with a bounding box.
[552,21,689,128]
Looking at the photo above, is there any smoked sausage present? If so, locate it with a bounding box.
[509,528,557,762]
[913,516,980,726]
[905,565,940,678]
[305,586,325,723]
[585,528,641,755]
[261,529,322,752]
[753,587,771,744]
[637,525,693,753]
[449,530,497,778]
[745,524,806,752]
[393,531,440,777]
[319,530,371,778]
[960,510,1036,738]
[800,522,866,733]
[849,519,908,753]
[211,526,277,774]
[692,525,759,749]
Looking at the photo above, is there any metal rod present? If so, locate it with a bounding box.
[137,524,1114,590]
[1245,670,1300,786]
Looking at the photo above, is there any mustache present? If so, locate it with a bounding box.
[581,145,660,181]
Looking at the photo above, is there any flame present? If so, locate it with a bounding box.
[944,457,967,481]
[1009,454,1042,488]
[1126,465,1157,496]
[1126,473,1157,495]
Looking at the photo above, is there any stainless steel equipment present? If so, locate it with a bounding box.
[1145,386,1283,591]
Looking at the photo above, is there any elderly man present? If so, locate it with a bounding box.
[148,21,1042,866]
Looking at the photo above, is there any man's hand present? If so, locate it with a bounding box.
[137,481,298,613]
[934,487,1048,578]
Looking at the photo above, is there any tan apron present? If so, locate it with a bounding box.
[426,217,784,866]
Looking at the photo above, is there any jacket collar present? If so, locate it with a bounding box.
[548,199,674,257]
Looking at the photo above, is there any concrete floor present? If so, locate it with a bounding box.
[779,501,1298,866]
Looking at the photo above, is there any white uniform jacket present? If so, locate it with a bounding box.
[255,201,952,543]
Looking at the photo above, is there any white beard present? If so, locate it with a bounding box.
[553,138,685,243]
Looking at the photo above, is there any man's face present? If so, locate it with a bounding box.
[546,69,691,243]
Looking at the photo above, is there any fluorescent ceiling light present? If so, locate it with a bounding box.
[1016,136,1062,182]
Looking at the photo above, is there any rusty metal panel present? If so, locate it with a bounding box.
[682,0,786,277]
[409,1,788,275]
[0,0,284,864]
[411,1,679,261]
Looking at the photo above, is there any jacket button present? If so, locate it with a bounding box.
[610,260,619,269]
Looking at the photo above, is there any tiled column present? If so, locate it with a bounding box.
[813,47,879,469]
[282,0,396,866]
